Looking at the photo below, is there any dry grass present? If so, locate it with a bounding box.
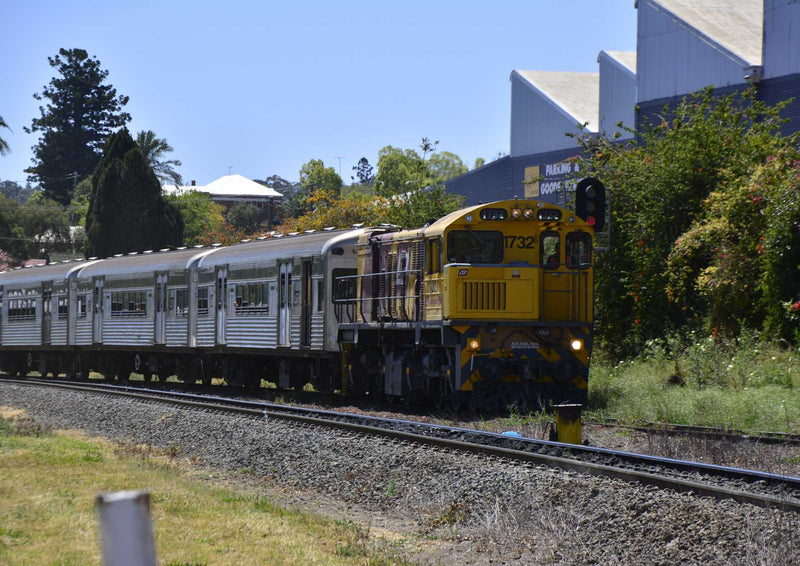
[0,408,406,565]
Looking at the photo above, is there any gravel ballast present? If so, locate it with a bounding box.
[1,383,798,565]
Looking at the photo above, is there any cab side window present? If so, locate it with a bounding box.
[540,232,560,270]
[566,232,592,269]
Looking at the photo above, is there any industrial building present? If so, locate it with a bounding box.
[446,0,800,205]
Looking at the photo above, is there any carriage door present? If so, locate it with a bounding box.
[278,262,292,347]
[41,282,52,345]
[154,274,167,344]
[300,260,312,348]
[215,268,227,345]
[92,277,104,344]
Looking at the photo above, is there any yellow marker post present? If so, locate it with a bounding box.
[554,404,582,444]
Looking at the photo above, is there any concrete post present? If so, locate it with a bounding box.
[96,490,157,566]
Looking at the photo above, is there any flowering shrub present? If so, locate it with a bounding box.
[574,87,799,355]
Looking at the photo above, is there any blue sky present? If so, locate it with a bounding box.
[0,1,637,187]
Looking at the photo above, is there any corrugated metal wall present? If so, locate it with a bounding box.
[598,53,636,139]
[510,74,586,157]
[764,0,800,79]
[637,0,750,103]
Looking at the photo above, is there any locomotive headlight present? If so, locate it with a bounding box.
[468,338,481,351]
[570,339,584,351]
[523,208,534,219]
[510,207,522,219]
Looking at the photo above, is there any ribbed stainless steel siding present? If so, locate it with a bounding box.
[225,317,277,348]
[310,314,324,349]
[51,321,67,346]
[290,315,301,348]
[102,320,154,346]
[75,319,93,345]
[2,323,41,346]
[196,318,214,346]
[165,319,188,347]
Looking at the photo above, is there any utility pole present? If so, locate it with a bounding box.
[334,156,345,178]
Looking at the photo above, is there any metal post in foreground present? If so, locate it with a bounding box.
[96,490,157,566]
[554,403,583,444]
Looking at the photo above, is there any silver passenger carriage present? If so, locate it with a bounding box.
[0,259,102,376]
[0,229,363,392]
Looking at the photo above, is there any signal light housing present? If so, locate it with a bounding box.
[575,177,606,231]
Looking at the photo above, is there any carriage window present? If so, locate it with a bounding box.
[110,290,147,317]
[541,232,560,269]
[235,283,269,315]
[57,296,69,319]
[7,298,36,322]
[314,279,324,313]
[170,289,188,317]
[197,287,209,316]
[77,294,88,319]
[446,230,504,264]
[566,232,592,269]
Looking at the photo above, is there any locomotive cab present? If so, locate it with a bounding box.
[338,199,596,409]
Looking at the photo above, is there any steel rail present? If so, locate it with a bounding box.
[3,376,800,513]
[589,418,800,445]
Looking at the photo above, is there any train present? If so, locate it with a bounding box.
[0,193,601,410]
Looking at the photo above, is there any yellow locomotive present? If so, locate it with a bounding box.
[335,189,601,410]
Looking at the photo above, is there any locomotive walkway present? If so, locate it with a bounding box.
[3,375,800,513]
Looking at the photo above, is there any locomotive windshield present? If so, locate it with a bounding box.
[446,230,504,264]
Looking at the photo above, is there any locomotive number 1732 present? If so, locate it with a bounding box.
[503,235,536,249]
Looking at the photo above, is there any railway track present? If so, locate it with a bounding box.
[3,375,800,513]
[590,418,800,445]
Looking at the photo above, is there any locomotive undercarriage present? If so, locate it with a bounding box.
[341,323,588,410]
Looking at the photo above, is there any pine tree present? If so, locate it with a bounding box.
[85,128,183,258]
[25,48,131,205]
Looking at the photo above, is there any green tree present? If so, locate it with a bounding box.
[225,202,262,233]
[85,128,183,258]
[0,193,27,261]
[575,87,793,355]
[0,115,10,155]
[67,178,92,227]
[257,174,296,191]
[429,151,467,182]
[374,138,464,228]
[135,130,183,187]
[0,181,36,203]
[374,145,430,197]
[279,159,343,219]
[299,158,342,197]
[352,157,375,186]
[19,192,71,259]
[165,190,226,246]
[25,48,131,206]
[474,157,486,169]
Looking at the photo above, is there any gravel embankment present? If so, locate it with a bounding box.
[2,384,798,565]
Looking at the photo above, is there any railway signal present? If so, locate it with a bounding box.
[575,177,606,231]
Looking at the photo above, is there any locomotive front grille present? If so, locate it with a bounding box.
[462,281,507,311]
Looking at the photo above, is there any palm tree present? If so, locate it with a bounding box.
[0,115,10,156]
[135,130,183,187]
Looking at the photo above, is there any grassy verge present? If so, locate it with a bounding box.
[587,335,800,433]
[0,409,405,565]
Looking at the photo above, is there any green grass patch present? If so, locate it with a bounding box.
[0,410,406,565]
[587,336,800,432]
